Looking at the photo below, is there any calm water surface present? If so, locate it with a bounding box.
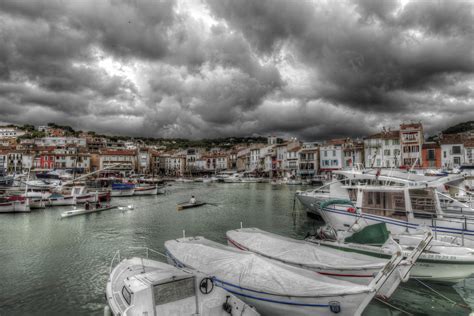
[0,183,472,315]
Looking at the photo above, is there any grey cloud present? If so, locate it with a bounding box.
[0,0,472,141]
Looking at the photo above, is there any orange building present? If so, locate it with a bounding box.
[421,142,441,168]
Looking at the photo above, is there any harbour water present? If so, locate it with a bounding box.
[0,182,473,315]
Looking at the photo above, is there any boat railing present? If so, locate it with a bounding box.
[361,204,474,221]
[109,247,169,273]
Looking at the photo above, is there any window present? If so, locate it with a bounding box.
[452,146,461,155]
[154,277,195,305]
[427,149,435,160]
[385,139,389,146]
[324,151,328,157]
[394,149,400,156]
[443,151,447,158]
[384,149,390,156]
[122,286,132,305]
[332,150,336,157]
[375,192,381,205]
[453,157,461,165]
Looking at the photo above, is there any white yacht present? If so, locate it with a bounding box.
[296,166,474,246]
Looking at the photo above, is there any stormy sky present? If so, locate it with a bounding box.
[0,0,472,140]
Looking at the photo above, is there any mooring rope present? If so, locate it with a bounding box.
[414,278,471,310]
[374,297,414,315]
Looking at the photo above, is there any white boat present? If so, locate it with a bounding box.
[106,253,260,316]
[240,177,261,183]
[296,166,468,216]
[47,193,76,206]
[175,178,194,183]
[71,186,99,204]
[165,236,407,316]
[0,200,30,213]
[27,196,47,209]
[284,178,303,185]
[226,227,429,295]
[61,204,117,218]
[223,173,242,183]
[133,185,158,196]
[309,225,474,284]
[296,167,474,246]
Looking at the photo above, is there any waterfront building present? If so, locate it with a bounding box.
[440,135,465,169]
[465,140,474,165]
[163,155,186,176]
[86,137,107,152]
[274,143,288,176]
[227,150,238,171]
[236,148,250,172]
[0,151,7,170]
[421,142,442,169]
[400,122,423,167]
[201,153,228,172]
[285,146,300,176]
[319,141,343,174]
[137,149,150,174]
[99,150,137,175]
[52,148,91,173]
[34,151,56,170]
[6,152,25,173]
[343,139,364,168]
[298,146,318,178]
[364,130,400,168]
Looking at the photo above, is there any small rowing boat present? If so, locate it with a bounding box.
[177,201,206,210]
[61,205,117,218]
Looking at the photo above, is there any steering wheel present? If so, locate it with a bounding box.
[199,277,214,294]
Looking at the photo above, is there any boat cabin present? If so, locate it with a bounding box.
[119,269,199,315]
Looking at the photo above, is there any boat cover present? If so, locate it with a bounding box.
[345,223,390,245]
[165,237,371,297]
[227,228,386,270]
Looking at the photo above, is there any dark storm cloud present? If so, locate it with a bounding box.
[0,0,472,140]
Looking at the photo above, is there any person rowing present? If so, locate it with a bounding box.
[189,195,196,204]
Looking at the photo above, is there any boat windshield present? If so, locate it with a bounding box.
[122,286,132,305]
[154,277,195,306]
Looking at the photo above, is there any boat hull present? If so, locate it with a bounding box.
[312,240,474,283]
[214,280,369,316]
[0,201,30,213]
[111,189,135,197]
[28,198,47,209]
[61,205,117,218]
[48,196,76,206]
[133,186,158,195]
[321,204,474,246]
[177,202,206,210]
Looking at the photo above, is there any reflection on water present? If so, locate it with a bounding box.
[0,183,472,315]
